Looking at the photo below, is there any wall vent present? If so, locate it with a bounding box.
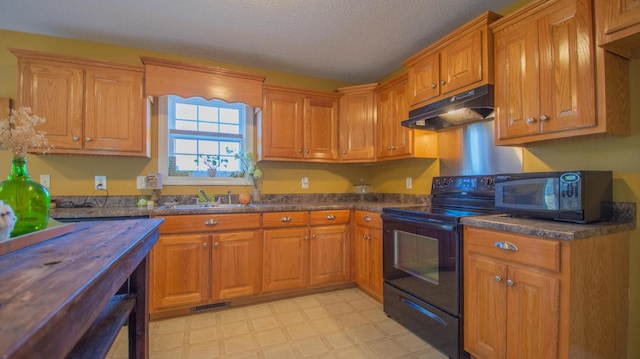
[192,302,229,313]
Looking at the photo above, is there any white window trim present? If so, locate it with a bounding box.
[157,96,255,186]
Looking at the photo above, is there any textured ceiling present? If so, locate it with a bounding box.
[0,0,514,83]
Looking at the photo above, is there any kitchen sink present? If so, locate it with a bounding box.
[162,203,244,210]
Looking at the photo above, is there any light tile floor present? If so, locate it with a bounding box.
[107,288,448,359]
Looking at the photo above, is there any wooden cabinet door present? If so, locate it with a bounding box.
[262,89,304,159]
[506,266,560,359]
[390,79,412,157]
[596,0,640,57]
[375,87,394,159]
[494,18,541,141]
[338,86,376,161]
[537,0,596,134]
[352,224,370,289]
[440,29,483,96]
[304,95,339,160]
[367,225,383,299]
[150,233,210,312]
[84,66,145,154]
[262,227,309,292]
[309,224,350,286]
[16,59,84,150]
[407,52,440,106]
[464,254,508,359]
[212,230,262,300]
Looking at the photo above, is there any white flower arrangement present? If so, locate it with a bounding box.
[0,200,16,242]
[0,107,50,157]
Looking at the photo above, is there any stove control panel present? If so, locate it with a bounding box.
[431,175,495,194]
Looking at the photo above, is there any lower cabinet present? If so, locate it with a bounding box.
[352,210,383,301]
[464,226,629,359]
[262,210,351,293]
[149,213,261,314]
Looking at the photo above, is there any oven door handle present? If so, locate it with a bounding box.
[383,214,457,231]
[399,296,448,327]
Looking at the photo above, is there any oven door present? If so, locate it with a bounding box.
[382,213,461,316]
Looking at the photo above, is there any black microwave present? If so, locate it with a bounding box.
[495,171,612,223]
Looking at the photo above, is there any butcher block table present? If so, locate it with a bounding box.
[0,218,163,359]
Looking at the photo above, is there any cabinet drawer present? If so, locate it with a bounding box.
[354,210,382,229]
[262,211,309,228]
[156,213,261,234]
[464,227,561,273]
[310,210,350,226]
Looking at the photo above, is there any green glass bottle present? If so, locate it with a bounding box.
[0,157,50,236]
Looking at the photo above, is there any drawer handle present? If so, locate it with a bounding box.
[363,216,372,222]
[280,216,292,222]
[494,241,519,251]
[326,215,336,220]
[204,219,219,226]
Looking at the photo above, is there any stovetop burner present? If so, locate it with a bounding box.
[383,174,497,221]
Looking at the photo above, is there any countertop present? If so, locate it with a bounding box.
[51,201,414,220]
[461,214,636,240]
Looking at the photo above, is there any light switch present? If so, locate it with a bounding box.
[40,174,51,188]
[406,176,412,190]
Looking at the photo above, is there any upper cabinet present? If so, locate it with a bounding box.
[261,85,340,162]
[594,0,640,58]
[11,48,149,157]
[403,12,501,110]
[491,0,630,146]
[375,74,438,160]
[337,83,377,162]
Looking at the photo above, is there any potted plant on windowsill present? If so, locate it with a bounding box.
[227,149,262,202]
[194,154,228,177]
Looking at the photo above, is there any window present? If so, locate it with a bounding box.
[157,96,255,186]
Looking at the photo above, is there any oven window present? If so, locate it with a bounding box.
[393,230,439,285]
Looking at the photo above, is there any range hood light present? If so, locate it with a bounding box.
[439,108,485,124]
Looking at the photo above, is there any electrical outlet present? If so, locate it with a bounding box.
[95,176,107,190]
[136,176,147,189]
[406,176,413,190]
[301,176,309,189]
[40,174,51,188]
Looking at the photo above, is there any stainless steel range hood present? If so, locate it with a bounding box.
[402,84,494,131]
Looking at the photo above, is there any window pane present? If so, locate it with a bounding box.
[175,119,197,131]
[199,122,219,133]
[220,124,240,134]
[220,108,240,124]
[175,103,197,120]
[175,139,197,154]
[199,140,219,156]
[199,106,218,122]
[175,154,197,171]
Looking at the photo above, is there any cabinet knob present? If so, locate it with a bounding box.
[326,215,336,220]
[204,219,219,226]
[297,148,303,153]
[431,83,437,89]
[73,136,79,142]
[85,137,92,142]
[539,115,549,121]
[363,234,370,240]
[304,235,309,241]
[280,216,292,222]
[342,150,347,154]
[440,80,446,86]
[526,117,536,124]
[305,148,310,154]
[213,242,219,248]
[387,146,392,150]
[494,275,502,282]
[391,145,396,150]
[312,234,316,239]
[203,242,208,248]
[506,279,515,286]
[494,241,519,251]
[363,216,371,222]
